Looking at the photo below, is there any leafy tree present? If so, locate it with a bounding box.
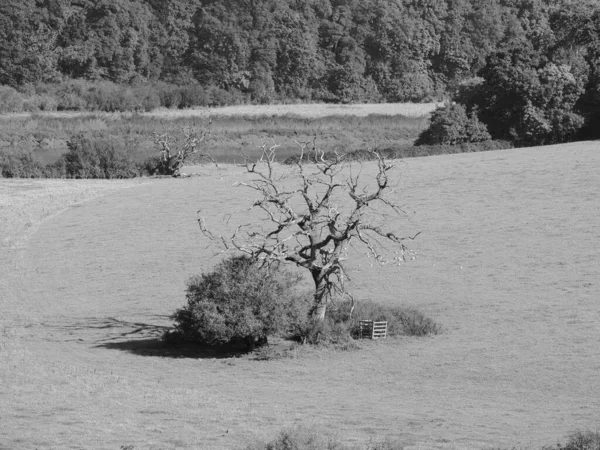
[0,0,61,86]
[550,0,600,138]
[57,0,163,82]
[469,48,585,145]
[415,102,491,145]
[63,133,139,179]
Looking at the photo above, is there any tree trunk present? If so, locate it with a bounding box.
[311,269,328,320]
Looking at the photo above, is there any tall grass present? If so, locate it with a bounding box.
[0,113,428,169]
[0,107,512,176]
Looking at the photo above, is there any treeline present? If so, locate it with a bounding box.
[0,0,598,109]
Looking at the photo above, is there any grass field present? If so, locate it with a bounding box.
[1,141,599,449]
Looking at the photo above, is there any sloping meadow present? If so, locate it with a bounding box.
[1,142,599,449]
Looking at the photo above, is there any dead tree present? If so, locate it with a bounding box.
[152,127,213,177]
[199,140,420,320]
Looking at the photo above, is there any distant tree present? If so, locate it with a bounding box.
[199,142,419,320]
[416,102,491,146]
[550,0,600,138]
[0,0,62,86]
[57,0,163,82]
[468,48,585,145]
[150,127,212,177]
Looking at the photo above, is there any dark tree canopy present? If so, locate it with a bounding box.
[0,0,598,114]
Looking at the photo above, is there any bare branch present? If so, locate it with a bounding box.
[198,140,420,319]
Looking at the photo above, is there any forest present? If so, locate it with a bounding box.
[0,0,597,107]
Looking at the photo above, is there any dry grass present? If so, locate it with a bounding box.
[1,142,600,450]
[2,102,440,120]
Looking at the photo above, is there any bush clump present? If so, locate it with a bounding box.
[244,427,405,450]
[415,102,491,146]
[170,255,302,350]
[0,151,46,178]
[289,298,441,349]
[0,85,24,113]
[62,133,140,179]
[329,299,442,338]
[549,431,600,450]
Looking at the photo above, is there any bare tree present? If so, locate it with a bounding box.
[199,140,420,320]
[152,126,213,176]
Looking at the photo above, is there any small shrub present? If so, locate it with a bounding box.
[328,299,441,337]
[170,256,302,350]
[294,317,358,350]
[179,84,210,108]
[132,86,161,112]
[244,427,351,450]
[52,80,89,111]
[63,133,139,179]
[155,82,182,109]
[22,94,59,112]
[415,102,491,146]
[552,430,600,450]
[0,151,46,178]
[244,427,406,450]
[85,83,138,112]
[0,85,24,113]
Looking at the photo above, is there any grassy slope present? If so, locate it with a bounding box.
[1,142,600,449]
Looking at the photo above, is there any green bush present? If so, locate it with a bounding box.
[288,298,440,348]
[85,82,138,112]
[551,431,600,450]
[244,427,350,450]
[415,102,491,146]
[62,133,140,179]
[328,299,442,337]
[155,82,183,109]
[52,80,90,111]
[0,151,46,178]
[0,85,24,113]
[131,86,161,112]
[170,256,302,350]
[22,94,58,112]
[244,427,405,450]
[179,84,210,108]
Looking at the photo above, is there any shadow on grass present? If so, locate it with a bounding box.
[41,315,250,359]
[84,317,253,359]
[96,337,252,359]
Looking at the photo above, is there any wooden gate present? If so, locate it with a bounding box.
[359,320,388,339]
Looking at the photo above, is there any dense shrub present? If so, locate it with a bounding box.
[170,256,302,350]
[131,86,161,112]
[328,299,442,338]
[0,85,24,113]
[415,102,491,146]
[62,133,140,179]
[550,431,600,450]
[179,84,211,108]
[0,151,46,178]
[22,94,58,112]
[244,427,405,450]
[51,80,90,111]
[288,298,440,348]
[467,50,587,145]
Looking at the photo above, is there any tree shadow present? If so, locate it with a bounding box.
[85,317,252,359]
[96,336,252,359]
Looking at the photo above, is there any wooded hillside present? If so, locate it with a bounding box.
[0,0,598,108]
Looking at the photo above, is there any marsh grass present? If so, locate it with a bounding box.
[0,104,434,171]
